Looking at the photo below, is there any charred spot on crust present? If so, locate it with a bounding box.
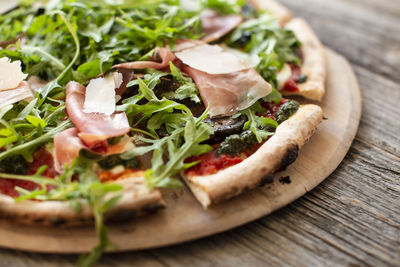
[110,210,137,222]
[279,145,299,171]
[141,204,164,213]
[259,174,274,187]
[50,217,67,227]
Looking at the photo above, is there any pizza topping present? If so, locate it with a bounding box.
[184,67,272,117]
[0,148,56,198]
[174,42,271,117]
[216,130,257,156]
[275,100,300,124]
[83,73,123,115]
[200,9,243,43]
[175,43,254,74]
[227,13,301,89]
[54,128,85,171]
[205,115,247,144]
[98,154,141,170]
[185,150,243,177]
[0,155,29,175]
[277,63,292,90]
[0,81,34,109]
[65,81,130,148]
[113,48,176,71]
[0,57,28,90]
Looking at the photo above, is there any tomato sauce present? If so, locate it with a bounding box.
[98,168,144,183]
[186,100,286,176]
[185,151,243,177]
[0,148,56,198]
[283,64,302,92]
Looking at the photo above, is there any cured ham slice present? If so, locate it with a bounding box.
[54,128,133,171]
[175,42,272,117]
[53,128,85,171]
[200,9,243,43]
[0,81,33,109]
[65,81,130,149]
[113,48,176,70]
[184,66,271,117]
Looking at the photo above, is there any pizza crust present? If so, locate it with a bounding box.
[284,18,327,101]
[0,174,164,226]
[249,0,292,24]
[182,104,324,208]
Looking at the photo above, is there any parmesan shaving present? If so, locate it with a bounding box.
[175,44,255,74]
[83,73,123,115]
[0,57,28,91]
[180,0,200,11]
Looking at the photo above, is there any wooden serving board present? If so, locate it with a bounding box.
[0,48,362,253]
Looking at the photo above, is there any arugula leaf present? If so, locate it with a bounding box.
[163,62,201,103]
[0,119,72,162]
[202,0,246,15]
[237,102,277,143]
[145,113,213,188]
[263,88,282,105]
[228,13,301,88]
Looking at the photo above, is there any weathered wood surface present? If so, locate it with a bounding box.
[0,0,399,266]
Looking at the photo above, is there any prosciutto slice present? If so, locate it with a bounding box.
[184,66,272,117]
[0,82,33,109]
[200,9,243,43]
[54,128,133,171]
[53,128,85,171]
[65,81,130,149]
[113,47,176,70]
[175,42,272,117]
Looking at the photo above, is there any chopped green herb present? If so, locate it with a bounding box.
[276,100,300,124]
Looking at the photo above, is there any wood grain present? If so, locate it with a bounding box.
[0,0,399,266]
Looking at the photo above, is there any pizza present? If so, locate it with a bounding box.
[0,0,325,264]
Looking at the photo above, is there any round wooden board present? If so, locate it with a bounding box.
[0,48,361,254]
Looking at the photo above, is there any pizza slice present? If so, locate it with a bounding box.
[182,104,323,208]
[245,1,326,101]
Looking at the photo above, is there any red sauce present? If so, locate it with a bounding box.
[260,98,287,119]
[0,148,56,198]
[186,100,287,176]
[283,64,302,92]
[185,151,243,177]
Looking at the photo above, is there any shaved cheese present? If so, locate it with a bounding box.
[175,44,255,74]
[180,0,200,11]
[277,63,292,90]
[222,46,260,68]
[0,81,33,109]
[0,57,28,90]
[83,72,123,115]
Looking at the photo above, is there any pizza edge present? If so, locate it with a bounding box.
[0,175,164,227]
[249,0,293,24]
[283,18,327,101]
[182,104,324,208]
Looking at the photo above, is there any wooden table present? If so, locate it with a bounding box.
[1,0,399,266]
